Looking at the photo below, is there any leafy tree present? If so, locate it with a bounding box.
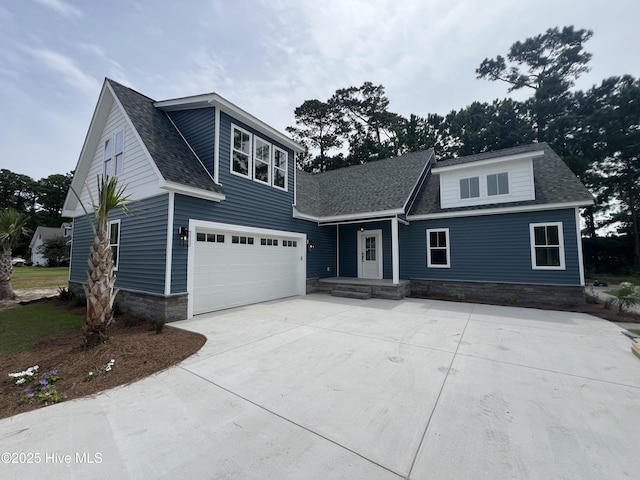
[0,208,30,300]
[76,176,131,346]
[37,173,73,217]
[39,236,70,267]
[476,26,593,141]
[286,99,349,172]
[0,169,37,213]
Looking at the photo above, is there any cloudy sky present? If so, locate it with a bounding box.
[1,0,638,180]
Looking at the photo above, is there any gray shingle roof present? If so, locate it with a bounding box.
[295,149,434,218]
[107,79,224,195]
[410,143,593,216]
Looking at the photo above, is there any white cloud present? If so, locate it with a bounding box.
[25,47,100,96]
[33,0,83,20]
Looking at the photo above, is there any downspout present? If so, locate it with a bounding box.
[575,207,585,287]
[164,192,175,295]
[336,224,340,277]
[214,107,220,183]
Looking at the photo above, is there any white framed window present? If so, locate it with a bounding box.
[231,125,252,177]
[253,137,271,185]
[487,172,509,196]
[273,147,288,190]
[108,219,121,271]
[104,130,124,177]
[427,228,450,268]
[460,176,480,199]
[530,222,565,270]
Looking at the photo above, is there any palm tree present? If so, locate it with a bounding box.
[0,208,30,300]
[80,175,131,346]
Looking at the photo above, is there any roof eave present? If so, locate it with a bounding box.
[432,150,545,173]
[408,200,594,221]
[293,206,405,224]
[154,93,304,154]
[161,181,226,202]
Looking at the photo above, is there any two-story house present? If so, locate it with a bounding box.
[62,79,593,321]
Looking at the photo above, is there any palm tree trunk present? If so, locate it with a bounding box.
[83,232,118,346]
[0,248,15,300]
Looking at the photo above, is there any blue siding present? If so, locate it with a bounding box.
[218,111,296,209]
[171,194,336,293]
[338,221,393,279]
[168,108,216,177]
[70,195,169,294]
[400,209,582,285]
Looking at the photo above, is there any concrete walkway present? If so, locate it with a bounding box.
[1,295,639,479]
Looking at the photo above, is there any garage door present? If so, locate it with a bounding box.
[192,226,304,315]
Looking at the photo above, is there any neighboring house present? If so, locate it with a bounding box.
[29,222,72,266]
[62,79,593,321]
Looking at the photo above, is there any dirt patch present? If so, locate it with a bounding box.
[0,298,205,420]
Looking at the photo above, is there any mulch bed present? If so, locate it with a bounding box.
[409,293,640,324]
[0,298,206,420]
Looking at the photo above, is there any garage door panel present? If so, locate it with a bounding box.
[193,228,304,315]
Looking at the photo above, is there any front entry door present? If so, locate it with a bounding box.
[358,230,383,279]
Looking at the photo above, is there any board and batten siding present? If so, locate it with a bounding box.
[69,194,169,295]
[73,98,162,216]
[167,108,216,178]
[439,158,534,209]
[400,208,582,285]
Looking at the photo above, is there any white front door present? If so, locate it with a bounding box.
[358,230,382,279]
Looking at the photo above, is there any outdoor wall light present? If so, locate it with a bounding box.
[359,225,364,232]
[307,239,315,251]
[178,226,189,243]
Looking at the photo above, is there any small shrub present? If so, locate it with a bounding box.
[153,318,165,334]
[503,294,518,305]
[72,293,86,307]
[122,313,139,328]
[450,290,465,301]
[57,287,73,301]
[604,298,614,310]
[609,282,640,313]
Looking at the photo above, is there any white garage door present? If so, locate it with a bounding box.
[192,226,304,315]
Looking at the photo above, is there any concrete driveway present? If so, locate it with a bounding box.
[2,295,639,479]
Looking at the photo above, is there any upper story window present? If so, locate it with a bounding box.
[530,222,565,270]
[104,130,124,177]
[108,219,121,270]
[460,176,480,199]
[426,228,450,268]
[273,147,288,190]
[232,126,252,177]
[487,172,509,196]
[230,124,289,191]
[254,138,271,184]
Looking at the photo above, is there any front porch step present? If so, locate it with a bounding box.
[331,288,372,300]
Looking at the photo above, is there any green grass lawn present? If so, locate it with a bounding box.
[10,267,69,290]
[0,303,84,353]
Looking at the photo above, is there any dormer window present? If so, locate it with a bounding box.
[104,130,124,177]
[230,124,288,191]
[460,177,480,199]
[487,172,509,196]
